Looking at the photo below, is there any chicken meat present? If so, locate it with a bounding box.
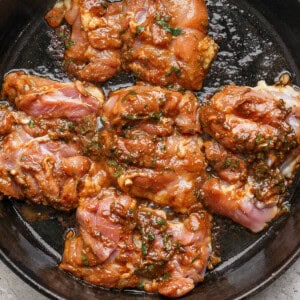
[60,187,212,298]
[45,0,218,90]
[199,81,300,232]
[99,84,206,213]
[0,71,104,210]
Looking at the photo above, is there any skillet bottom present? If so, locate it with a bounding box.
[0,0,299,299]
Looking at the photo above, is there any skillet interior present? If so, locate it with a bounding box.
[0,0,299,299]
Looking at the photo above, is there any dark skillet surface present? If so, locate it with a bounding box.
[0,0,299,299]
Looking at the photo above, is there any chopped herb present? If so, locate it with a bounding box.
[222,157,232,169]
[147,264,154,271]
[141,244,148,255]
[65,40,75,49]
[150,112,163,120]
[138,282,144,289]
[162,272,170,280]
[166,66,182,77]
[81,252,89,267]
[58,31,65,38]
[29,119,35,128]
[113,170,123,178]
[148,233,155,242]
[157,218,166,226]
[121,97,127,103]
[128,208,135,214]
[108,160,117,167]
[135,26,145,36]
[231,159,240,170]
[128,90,137,95]
[255,134,264,144]
[156,18,183,36]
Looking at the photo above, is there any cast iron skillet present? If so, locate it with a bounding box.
[0,0,299,299]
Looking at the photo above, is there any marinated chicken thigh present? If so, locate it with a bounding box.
[0,72,104,210]
[100,85,206,212]
[60,187,212,298]
[1,68,300,297]
[122,0,218,90]
[45,0,218,89]
[199,82,300,232]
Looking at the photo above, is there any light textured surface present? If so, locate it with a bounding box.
[0,257,298,299]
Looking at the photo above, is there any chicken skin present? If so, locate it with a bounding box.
[45,0,218,89]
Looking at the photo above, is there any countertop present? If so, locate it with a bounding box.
[0,257,299,300]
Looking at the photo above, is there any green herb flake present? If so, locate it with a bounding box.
[148,233,155,242]
[162,272,170,281]
[147,264,154,271]
[128,208,135,214]
[135,26,145,36]
[222,157,232,169]
[166,66,182,77]
[65,40,75,49]
[141,244,148,255]
[255,134,264,144]
[128,90,137,95]
[29,119,35,128]
[81,251,89,267]
[150,112,163,120]
[157,218,166,226]
[138,282,144,289]
[58,31,65,38]
[156,18,183,36]
[113,170,123,178]
[231,159,240,170]
[108,160,118,167]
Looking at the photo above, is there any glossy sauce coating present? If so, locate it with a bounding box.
[1,72,300,297]
[45,0,218,90]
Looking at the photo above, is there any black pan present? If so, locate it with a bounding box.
[0,0,299,299]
